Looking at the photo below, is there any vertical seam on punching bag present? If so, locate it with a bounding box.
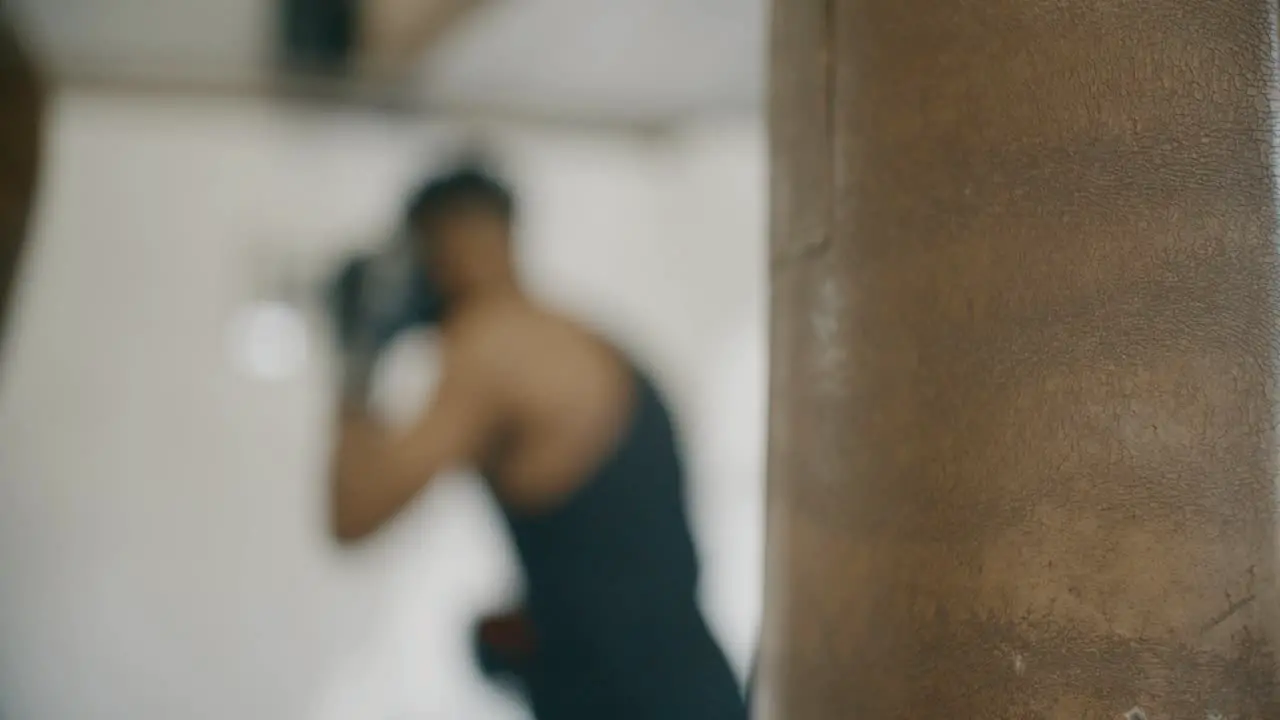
[821,0,836,260]
[772,0,836,269]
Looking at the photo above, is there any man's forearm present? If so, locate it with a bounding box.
[338,344,377,409]
[329,327,399,540]
[329,408,401,541]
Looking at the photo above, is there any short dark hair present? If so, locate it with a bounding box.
[404,166,515,230]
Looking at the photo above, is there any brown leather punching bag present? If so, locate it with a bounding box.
[764,1,1280,718]
[0,10,43,354]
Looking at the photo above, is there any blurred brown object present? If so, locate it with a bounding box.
[764,0,1280,717]
[358,0,489,82]
[477,607,537,669]
[0,9,43,356]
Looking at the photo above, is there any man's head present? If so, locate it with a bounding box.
[404,167,517,299]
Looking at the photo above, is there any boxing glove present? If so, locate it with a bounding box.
[328,254,391,355]
[326,243,448,358]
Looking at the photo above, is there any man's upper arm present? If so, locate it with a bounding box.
[330,324,502,541]
[400,335,498,474]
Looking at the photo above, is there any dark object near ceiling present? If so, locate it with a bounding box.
[279,0,360,77]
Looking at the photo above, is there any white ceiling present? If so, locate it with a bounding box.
[7,0,271,80]
[420,0,766,122]
[7,0,766,125]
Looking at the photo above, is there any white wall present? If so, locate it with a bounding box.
[0,92,767,720]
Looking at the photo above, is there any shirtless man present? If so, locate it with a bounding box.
[328,168,747,720]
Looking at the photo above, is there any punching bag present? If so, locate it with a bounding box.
[763,1,1280,717]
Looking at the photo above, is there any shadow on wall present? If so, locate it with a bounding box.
[0,92,766,720]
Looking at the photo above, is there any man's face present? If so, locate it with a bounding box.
[413,208,509,289]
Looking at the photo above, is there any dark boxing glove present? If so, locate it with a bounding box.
[328,254,371,352]
[328,255,445,350]
[326,243,448,401]
[326,248,407,400]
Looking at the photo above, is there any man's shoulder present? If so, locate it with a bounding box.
[445,298,546,359]
[446,298,605,366]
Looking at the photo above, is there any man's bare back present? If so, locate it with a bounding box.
[445,297,637,512]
